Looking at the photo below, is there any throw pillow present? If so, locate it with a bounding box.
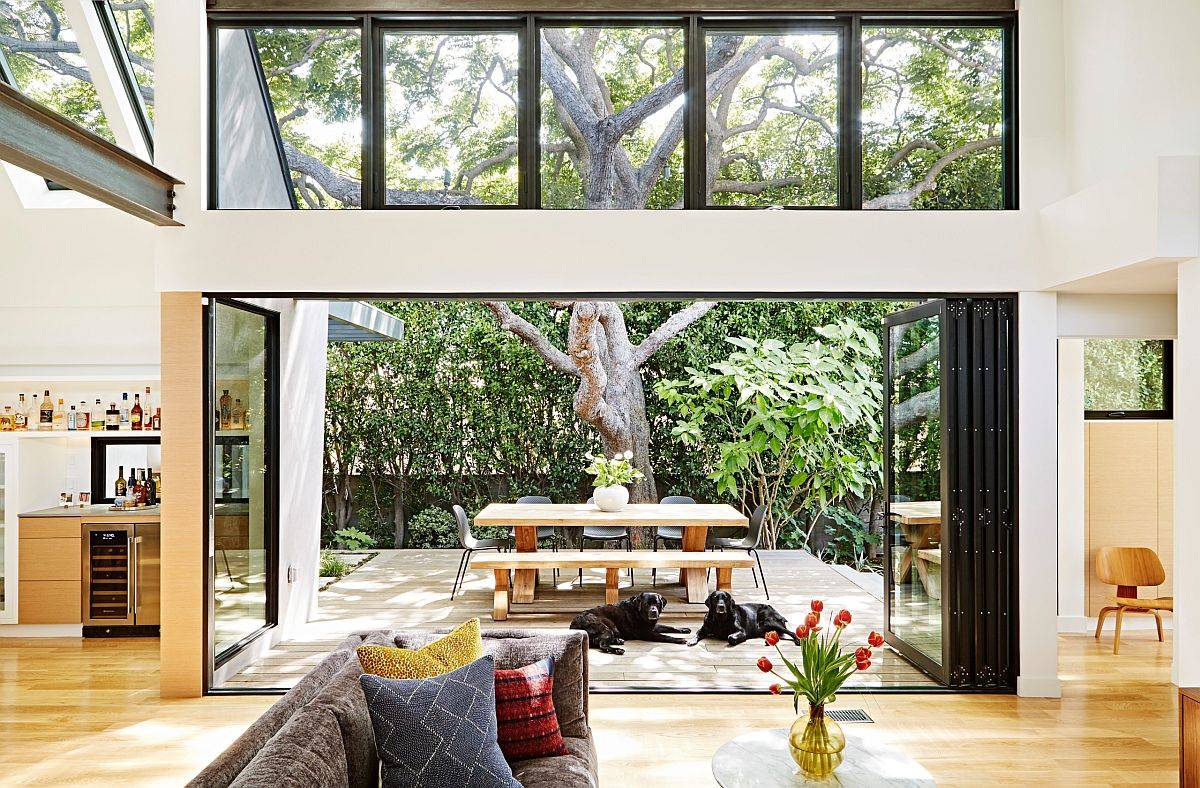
[494,657,569,762]
[357,618,482,680]
[359,656,520,788]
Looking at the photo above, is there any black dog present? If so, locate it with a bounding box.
[570,591,691,655]
[688,590,800,648]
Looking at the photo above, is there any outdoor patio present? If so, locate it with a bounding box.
[227,549,936,691]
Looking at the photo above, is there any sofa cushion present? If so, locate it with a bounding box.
[358,618,482,680]
[229,704,348,788]
[510,733,599,788]
[360,656,520,788]
[494,657,569,762]
[307,654,383,788]
[394,628,589,739]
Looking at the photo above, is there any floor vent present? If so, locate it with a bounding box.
[826,709,872,723]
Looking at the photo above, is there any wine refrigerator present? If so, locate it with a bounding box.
[82,523,160,635]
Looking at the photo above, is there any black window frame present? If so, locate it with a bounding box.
[1083,338,1174,421]
[207,10,1017,211]
[94,0,155,158]
[90,434,162,504]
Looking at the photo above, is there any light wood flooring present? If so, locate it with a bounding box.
[224,549,934,690]
[0,632,1178,786]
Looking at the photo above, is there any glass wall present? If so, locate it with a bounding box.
[211,300,276,662]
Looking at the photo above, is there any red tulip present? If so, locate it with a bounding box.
[769,683,782,695]
[835,610,852,627]
[868,631,884,648]
[856,659,871,671]
[795,625,810,640]
[804,611,820,629]
[811,600,824,613]
[855,647,871,662]
[764,631,780,647]
[757,656,773,673]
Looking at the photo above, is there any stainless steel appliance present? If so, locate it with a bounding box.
[82,523,159,635]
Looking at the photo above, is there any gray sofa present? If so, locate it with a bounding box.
[189,628,598,788]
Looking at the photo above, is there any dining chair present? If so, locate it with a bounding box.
[511,495,561,584]
[1094,546,1173,655]
[711,505,770,599]
[579,496,633,586]
[450,505,513,600]
[652,495,694,587]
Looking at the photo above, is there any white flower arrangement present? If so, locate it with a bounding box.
[584,450,645,488]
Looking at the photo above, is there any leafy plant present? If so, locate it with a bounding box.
[584,451,645,488]
[655,322,883,549]
[404,507,460,549]
[320,550,349,578]
[333,527,377,552]
[816,506,882,572]
[757,601,882,713]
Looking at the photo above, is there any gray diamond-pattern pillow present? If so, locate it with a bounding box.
[359,656,521,788]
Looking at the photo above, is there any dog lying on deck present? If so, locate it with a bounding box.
[569,592,691,655]
[688,590,800,648]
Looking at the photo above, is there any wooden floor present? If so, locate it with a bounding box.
[0,632,1178,786]
[224,549,934,690]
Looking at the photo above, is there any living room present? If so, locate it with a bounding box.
[0,0,1196,785]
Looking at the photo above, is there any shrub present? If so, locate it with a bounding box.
[320,549,349,578]
[404,507,460,549]
[333,527,377,551]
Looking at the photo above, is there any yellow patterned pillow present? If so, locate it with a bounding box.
[357,619,483,680]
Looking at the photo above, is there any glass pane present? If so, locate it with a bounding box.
[213,303,270,657]
[1084,339,1168,412]
[540,26,685,209]
[705,32,840,207]
[383,32,519,206]
[888,315,943,666]
[862,26,1003,210]
[217,28,362,209]
[108,0,154,120]
[0,0,116,141]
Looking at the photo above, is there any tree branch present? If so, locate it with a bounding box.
[891,388,939,431]
[633,302,717,366]
[863,135,1001,209]
[897,340,938,376]
[482,302,578,377]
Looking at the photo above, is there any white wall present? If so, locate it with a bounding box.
[1175,261,1200,686]
[1057,294,1177,338]
[1056,339,1086,632]
[1062,0,1200,195]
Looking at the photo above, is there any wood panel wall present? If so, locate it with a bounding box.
[160,292,205,698]
[1084,421,1173,617]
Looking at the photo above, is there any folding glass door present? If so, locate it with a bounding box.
[883,298,1016,689]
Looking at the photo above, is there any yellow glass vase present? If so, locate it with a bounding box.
[788,703,846,779]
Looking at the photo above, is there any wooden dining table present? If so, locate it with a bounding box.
[472,502,748,604]
[889,500,942,592]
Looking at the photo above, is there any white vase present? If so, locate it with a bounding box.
[593,485,629,512]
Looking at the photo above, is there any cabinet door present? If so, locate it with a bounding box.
[0,441,16,624]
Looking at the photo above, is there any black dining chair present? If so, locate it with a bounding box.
[579,496,633,586]
[652,495,695,587]
[450,505,513,600]
[510,495,561,583]
[711,504,770,598]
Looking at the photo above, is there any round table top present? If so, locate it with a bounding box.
[711,728,935,787]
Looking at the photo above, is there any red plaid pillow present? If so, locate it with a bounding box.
[494,656,570,762]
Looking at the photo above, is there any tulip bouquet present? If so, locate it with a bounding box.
[755,600,884,777]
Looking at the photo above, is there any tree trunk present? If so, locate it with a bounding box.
[392,487,406,549]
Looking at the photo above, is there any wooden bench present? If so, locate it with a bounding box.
[916,547,942,600]
[471,551,755,621]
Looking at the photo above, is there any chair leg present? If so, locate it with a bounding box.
[751,549,769,600]
[1153,610,1166,642]
[1094,606,1116,639]
[1113,607,1126,655]
[451,549,469,600]
[625,537,633,583]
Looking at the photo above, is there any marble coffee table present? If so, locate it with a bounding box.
[711,728,935,786]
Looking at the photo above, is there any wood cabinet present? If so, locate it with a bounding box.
[1182,688,1200,786]
[1085,421,1173,616]
[17,516,81,624]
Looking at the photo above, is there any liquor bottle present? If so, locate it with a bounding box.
[126,467,136,500]
[152,470,162,502]
[219,390,232,431]
[92,399,105,431]
[151,408,161,431]
[106,402,120,431]
[119,393,130,430]
[39,390,53,429]
[145,468,156,505]
[231,398,245,430]
[131,393,143,431]
[14,394,27,431]
[132,471,146,506]
[115,465,127,498]
[67,404,77,431]
[143,387,152,426]
[78,401,90,431]
[0,406,13,432]
[52,398,65,431]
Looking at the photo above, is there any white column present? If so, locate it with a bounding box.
[1056,338,1087,632]
[1017,291,1062,697]
[1175,261,1200,686]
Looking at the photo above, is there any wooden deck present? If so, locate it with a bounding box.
[225,549,935,690]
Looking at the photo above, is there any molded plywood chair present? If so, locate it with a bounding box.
[1094,546,1173,655]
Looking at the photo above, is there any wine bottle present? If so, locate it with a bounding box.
[115,465,127,498]
[52,398,65,431]
[145,467,156,505]
[126,467,136,500]
[152,408,161,431]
